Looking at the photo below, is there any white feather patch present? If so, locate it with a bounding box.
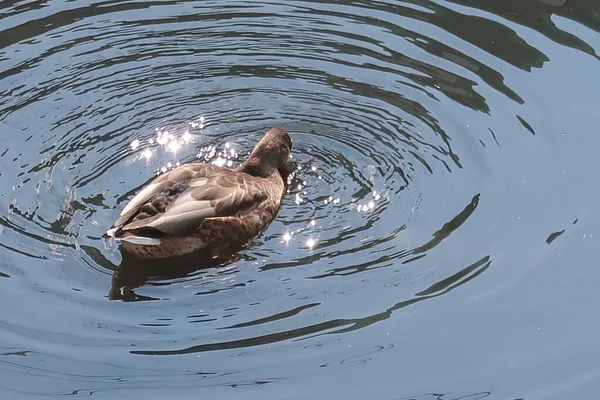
[105,227,118,237]
[119,236,162,246]
[168,199,213,215]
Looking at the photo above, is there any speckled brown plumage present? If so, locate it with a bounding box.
[105,128,292,259]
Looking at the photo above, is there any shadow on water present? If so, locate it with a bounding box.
[80,240,245,301]
[106,248,244,302]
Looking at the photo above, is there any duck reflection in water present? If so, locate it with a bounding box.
[109,247,245,301]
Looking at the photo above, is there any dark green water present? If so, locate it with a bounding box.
[1,0,599,398]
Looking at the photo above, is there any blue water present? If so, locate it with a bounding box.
[1,0,600,398]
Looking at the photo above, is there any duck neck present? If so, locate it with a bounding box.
[239,157,276,178]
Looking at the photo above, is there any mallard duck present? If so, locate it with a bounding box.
[105,128,292,259]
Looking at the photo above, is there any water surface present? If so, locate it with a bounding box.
[1,0,600,398]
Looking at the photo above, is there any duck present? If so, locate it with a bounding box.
[105,127,292,259]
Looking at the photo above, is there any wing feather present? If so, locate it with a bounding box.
[119,183,162,217]
[146,208,217,235]
[109,165,268,238]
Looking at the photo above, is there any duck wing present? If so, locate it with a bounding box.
[108,165,267,237]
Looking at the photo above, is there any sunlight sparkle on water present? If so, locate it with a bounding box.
[206,146,216,160]
[168,140,181,153]
[306,238,316,249]
[182,130,192,143]
[282,232,292,243]
[156,131,171,145]
[189,116,206,129]
[356,190,384,212]
[213,157,226,167]
[141,149,152,160]
[130,139,140,150]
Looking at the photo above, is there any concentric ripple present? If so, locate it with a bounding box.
[1,0,600,397]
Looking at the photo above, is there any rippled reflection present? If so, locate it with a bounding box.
[1,0,599,397]
[108,248,241,301]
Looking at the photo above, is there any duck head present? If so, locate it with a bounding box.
[240,128,292,178]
